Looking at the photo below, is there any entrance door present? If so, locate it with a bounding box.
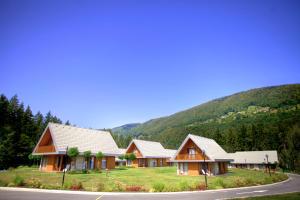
[75,157,84,170]
[148,159,157,167]
[102,159,107,169]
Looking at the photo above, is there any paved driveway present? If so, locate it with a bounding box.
[0,174,299,200]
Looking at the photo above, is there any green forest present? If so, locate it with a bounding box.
[0,95,68,169]
[113,84,300,172]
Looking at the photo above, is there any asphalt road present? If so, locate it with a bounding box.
[0,174,299,200]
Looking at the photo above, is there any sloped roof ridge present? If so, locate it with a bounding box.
[49,122,109,134]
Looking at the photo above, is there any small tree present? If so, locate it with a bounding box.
[83,150,92,170]
[125,153,136,166]
[96,151,104,170]
[118,155,125,160]
[118,155,125,166]
[67,147,79,169]
[124,154,130,165]
[128,153,136,162]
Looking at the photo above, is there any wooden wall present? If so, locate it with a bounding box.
[175,139,209,160]
[126,143,143,158]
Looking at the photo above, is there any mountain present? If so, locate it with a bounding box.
[112,84,300,172]
[112,123,141,135]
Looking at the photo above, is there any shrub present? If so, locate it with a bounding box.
[263,176,273,184]
[125,185,143,192]
[117,166,127,170]
[197,183,207,190]
[163,185,180,192]
[26,178,41,188]
[152,182,165,192]
[0,180,8,187]
[96,182,105,191]
[234,177,246,187]
[14,175,24,186]
[179,181,189,191]
[69,180,83,190]
[7,183,15,187]
[111,181,125,192]
[244,178,254,186]
[215,178,227,188]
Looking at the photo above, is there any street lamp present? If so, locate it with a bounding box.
[265,154,271,176]
[202,150,208,189]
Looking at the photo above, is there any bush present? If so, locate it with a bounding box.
[152,182,165,192]
[163,185,180,192]
[26,178,41,188]
[245,178,254,186]
[96,182,105,191]
[111,181,125,192]
[7,183,15,187]
[179,181,189,191]
[215,178,227,188]
[234,177,246,187]
[125,185,143,192]
[197,183,207,190]
[14,175,24,186]
[0,179,8,187]
[69,180,83,190]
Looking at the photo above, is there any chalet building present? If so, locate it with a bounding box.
[125,139,176,167]
[229,151,278,170]
[172,134,233,176]
[115,148,126,166]
[32,123,121,172]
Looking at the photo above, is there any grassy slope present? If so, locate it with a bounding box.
[231,192,300,200]
[0,166,287,192]
[112,84,300,148]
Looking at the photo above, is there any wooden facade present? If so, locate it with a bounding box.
[176,138,229,176]
[40,155,116,172]
[126,142,169,168]
[36,127,116,172]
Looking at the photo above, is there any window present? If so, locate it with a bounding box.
[102,159,107,169]
[179,163,188,175]
[188,148,196,159]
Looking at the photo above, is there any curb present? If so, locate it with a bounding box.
[0,174,292,196]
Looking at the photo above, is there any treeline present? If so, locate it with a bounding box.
[0,94,68,169]
[152,110,300,172]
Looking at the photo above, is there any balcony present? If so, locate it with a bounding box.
[36,145,55,153]
[175,154,204,160]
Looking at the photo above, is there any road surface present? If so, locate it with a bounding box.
[0,174,299,200]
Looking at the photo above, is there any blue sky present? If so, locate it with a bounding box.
[0,0,299,128]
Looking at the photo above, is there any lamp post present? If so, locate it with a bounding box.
[202,150,208,189]
[266,154,271,176]
[62,146,68,187]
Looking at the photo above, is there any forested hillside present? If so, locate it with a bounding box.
[0,95,68,169]
[113,84,300,172]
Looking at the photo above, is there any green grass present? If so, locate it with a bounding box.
[0,166,288,192]
[231,192,300,200]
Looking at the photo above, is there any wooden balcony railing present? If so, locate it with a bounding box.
[175,154,204,160]
[36,145,55,153]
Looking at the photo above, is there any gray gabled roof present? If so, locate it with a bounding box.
[118,148,126,154]
[173,134,233,161]
[126,139,173,158]
[229,151,278,164]
[165,149,177,158]
[33,123,121,156]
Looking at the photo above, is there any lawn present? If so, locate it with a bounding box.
[0,166,288,192]
[231,192,300,200]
